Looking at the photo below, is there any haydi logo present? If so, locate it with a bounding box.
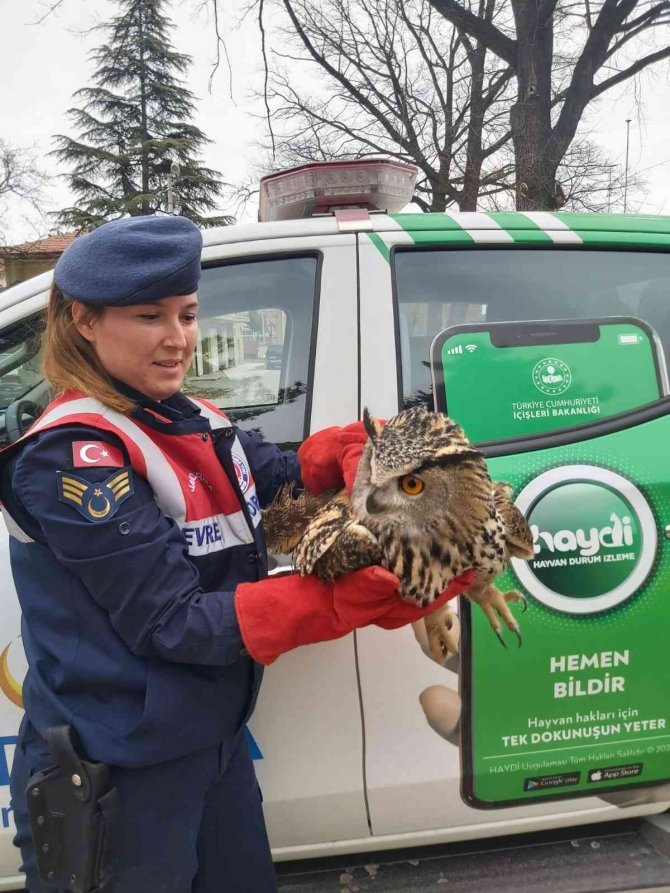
[512,466,657,614]
[531,512,635,558]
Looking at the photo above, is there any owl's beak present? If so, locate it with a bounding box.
[365,490,385,514]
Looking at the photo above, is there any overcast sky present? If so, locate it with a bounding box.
[1,0,669,243]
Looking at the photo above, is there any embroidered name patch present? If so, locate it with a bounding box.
[72,441,125,468]
[58,468,134,522]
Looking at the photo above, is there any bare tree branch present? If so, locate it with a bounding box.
[592,44,670,97]
[0,140,49,209]
[207,0,236,101]
[29,0,67,25]
[619,0,670,31]
[0,139,52,246]
[259,0,275,156]
[425,0,517,64]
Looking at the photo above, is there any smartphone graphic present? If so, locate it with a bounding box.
[436,321,670,808]
[431,318,667,443]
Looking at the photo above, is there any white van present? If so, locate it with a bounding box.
[0,160,669,889]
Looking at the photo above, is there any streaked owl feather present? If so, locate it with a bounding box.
[492,482,534,559]
[262,484,336,555]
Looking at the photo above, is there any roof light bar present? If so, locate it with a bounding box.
[258,159,418,222]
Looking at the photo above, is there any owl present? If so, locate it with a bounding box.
[264,406,534,661]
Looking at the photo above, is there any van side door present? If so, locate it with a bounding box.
[356,216,670,839]
[196,230,369,849]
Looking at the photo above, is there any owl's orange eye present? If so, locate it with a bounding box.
[400,475,424,495]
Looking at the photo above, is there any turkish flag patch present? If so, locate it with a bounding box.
[72,441,125,468]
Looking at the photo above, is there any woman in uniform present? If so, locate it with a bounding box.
[0,215,471,893]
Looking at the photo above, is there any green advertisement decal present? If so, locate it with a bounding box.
[462,412,670,806]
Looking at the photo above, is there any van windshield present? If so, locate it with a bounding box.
[394,248,670,409]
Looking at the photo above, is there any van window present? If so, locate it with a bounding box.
[0,256,318,449]
[0,316,45,447]
[394,249,670,409]
[190,255,319,447]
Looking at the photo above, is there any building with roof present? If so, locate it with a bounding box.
[0,233,77,290]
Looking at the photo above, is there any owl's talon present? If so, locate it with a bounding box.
[474,587,527,648]
[424,607,460,663]
[507,616,522,648]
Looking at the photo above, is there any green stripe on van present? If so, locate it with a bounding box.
[369,211,670,256]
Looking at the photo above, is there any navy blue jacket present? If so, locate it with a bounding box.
[0,390,301,767]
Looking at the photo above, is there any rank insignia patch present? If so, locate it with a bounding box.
[57,468,134,522]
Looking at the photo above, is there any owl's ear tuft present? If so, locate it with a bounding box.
[363,407,383,443]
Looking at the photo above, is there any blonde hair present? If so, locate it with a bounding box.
[42,283,135,415]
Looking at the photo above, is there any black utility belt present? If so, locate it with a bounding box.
[26,725,119,892]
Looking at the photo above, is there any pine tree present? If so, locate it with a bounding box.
[52,0,231,229]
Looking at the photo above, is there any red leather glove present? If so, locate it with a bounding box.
[297,421,369,496]
[235,566,475,665]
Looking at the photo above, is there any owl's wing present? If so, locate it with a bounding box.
[293,491,353,575]
[263,484,335,555]
[293,490,382,581]
[492,481,535,559]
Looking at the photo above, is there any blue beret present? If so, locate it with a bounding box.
[54,216,203,306]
